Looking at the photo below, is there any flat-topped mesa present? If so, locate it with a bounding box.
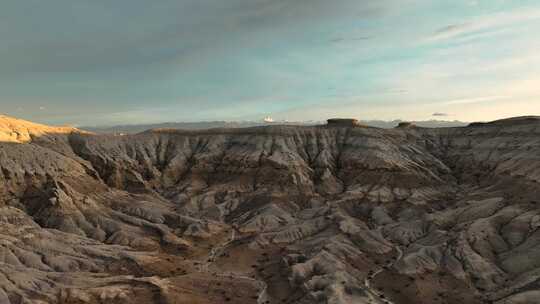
[326,118,362,128]
[396,122,416,129]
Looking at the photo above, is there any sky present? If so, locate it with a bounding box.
[1,0,539,126]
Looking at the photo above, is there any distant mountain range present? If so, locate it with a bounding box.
[82,119,468,134]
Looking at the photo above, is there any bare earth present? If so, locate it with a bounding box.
[0,114,540,304]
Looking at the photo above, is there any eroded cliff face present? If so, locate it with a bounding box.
[0,116,539,304]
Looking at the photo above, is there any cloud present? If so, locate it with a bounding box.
[329,36,372,43]
[435,23,470,35]
[2,1,539,126]
[427,8,540,42]
[432,112,449,117]
[0,0,386,75]
[442,95,510,105]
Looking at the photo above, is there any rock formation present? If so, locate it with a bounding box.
[396,122,416,129]
[0,114,539,303]
[326,118,363,127]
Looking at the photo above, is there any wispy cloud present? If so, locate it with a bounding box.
[435,23,470,35]
[428,8,540,42]
[329,36,372,43]
[441,95,510,105]
[432,112,449,117]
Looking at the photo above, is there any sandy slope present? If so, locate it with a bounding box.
[0,114,82,143]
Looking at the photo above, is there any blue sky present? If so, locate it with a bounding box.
[1,0,539,126]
